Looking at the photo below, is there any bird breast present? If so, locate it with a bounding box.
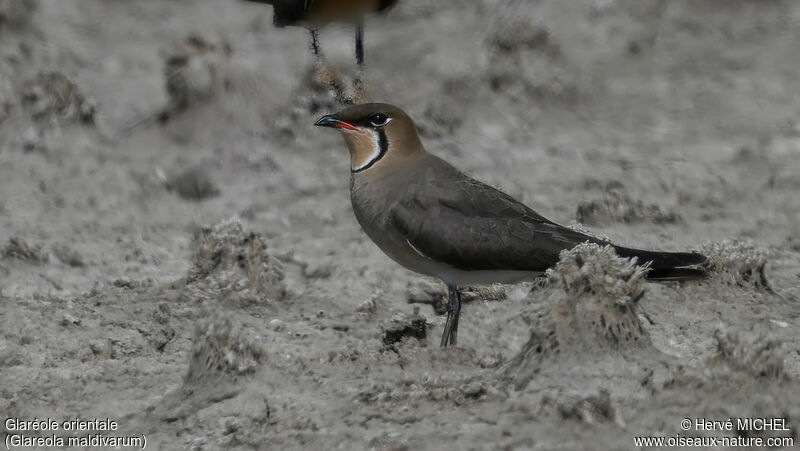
[349,174,428,271]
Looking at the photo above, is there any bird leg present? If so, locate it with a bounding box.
[351,16,369,103]
[440,284,462,347]
[306,27,367,105]
[355,16,365,67]
[309,28,321,57]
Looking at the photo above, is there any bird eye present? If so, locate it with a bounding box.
[369,113,391,127]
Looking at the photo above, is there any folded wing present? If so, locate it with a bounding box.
[389,175,597,272]
[389,157,705,275]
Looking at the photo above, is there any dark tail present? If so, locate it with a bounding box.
[613,246,707,281]
[644,266,706,281]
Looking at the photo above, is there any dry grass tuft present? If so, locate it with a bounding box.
[161,31,232,121]
[187,217,286,306]
[508,243,652,379]
[701,240,769,289]
[20,72,95,124]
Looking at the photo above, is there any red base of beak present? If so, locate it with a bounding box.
[314,114,358,131]
[335,121,358,131]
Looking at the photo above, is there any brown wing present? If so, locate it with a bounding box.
[388,157,602,272]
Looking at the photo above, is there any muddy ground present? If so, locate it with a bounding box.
[1,0,799,449]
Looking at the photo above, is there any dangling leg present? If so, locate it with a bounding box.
[308,28,345,102]
[350,16,369,103]
[440,284,462,347]
[355,17,365,66]
[309,28,321,58]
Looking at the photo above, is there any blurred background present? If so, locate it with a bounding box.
[1,0,799,449]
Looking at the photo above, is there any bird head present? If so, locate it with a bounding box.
[314,103,424,173]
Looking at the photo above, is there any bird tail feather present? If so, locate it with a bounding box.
[645,267,706,281]
[612,246,707,280]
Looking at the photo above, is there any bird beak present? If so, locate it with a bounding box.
[314,114,358,131]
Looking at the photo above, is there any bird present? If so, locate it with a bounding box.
[314,103,707,348]
[242,0,399,67]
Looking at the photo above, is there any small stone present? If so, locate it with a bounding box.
[460,382,486,399]
[166,167,219,201]
[221,417,240,435]
[356,296,378,313]
[770,319,788,328]
[22,126,41,152]
[89,340,112,359]
[60,313,81,327]
[154,303,171,324]
[302,261,332,279]
[52,244,85,267]
[479,355,502,369]
[381,313,427,346]
[270,318,284,331]
[112,279,136,289]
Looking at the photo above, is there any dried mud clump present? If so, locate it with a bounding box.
[20,72,96,124]
[187,218,286,306]
[487,21,559,57]
[554,389,622,426]
[2,236,47,263]
[668,328,787,391]
[711,329,785,380]
[51,243,84,267]
[165,166,220,201]
[576,191,680,225]
[381,311,428,347]
[0,0,37,29]
[357,375,501,408]
[701,240,769,289]
[161,31,232,121]
[508,244,651,376]
[486,19,575,102]
[367,432,410,451]
[276,61,369,139]
[186,315,264,382]
[661,332,795,447]
[307,61,369,105]
[547,243,649,346]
